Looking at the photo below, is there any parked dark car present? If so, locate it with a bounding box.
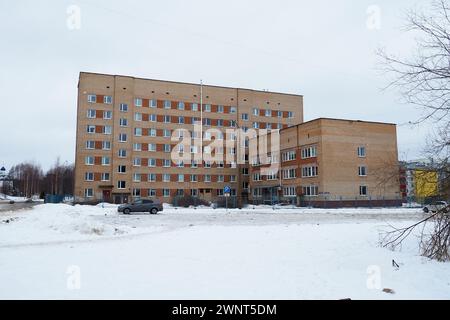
[118,199,163,215]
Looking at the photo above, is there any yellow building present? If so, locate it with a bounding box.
[414,169,438,200]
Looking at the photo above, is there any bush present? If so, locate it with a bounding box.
[172,195,210,208]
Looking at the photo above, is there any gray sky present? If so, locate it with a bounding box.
[0,0,433,171]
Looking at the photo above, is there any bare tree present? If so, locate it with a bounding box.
[378,0,450,261]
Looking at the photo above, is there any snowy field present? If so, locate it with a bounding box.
[0,203,449,299]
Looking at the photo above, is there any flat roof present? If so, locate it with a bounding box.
[280,117,396,132]
[79,71,303,98]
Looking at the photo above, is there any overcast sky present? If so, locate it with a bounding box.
[0,0,433,171]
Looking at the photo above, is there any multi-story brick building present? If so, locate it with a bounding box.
[249,118,402,207]
[74,72,303,204]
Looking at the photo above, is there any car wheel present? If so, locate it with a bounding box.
[423,207,429,213]
[150,208,158,215]
[123,208,131,215]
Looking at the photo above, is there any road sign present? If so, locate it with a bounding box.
[224,186,231,194]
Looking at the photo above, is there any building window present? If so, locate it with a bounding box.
[163,159,171,167]
[102,110,112,120]
[282,150,296,162]
[217,119,223,127]
[104,96,112,104]
[204,174,211,182]
[190,174,198,182]
[253,108,259,116]
[133,158,141,166]
[164,144,171,153]
[283,168,296,179]
[277,123,282,129]
[204,104,211,112]
[164,100,171,109]
[163,174,170,182]
[358,146,366,157]
[133,173,141,182]
[241,113,248,121]
[242,168,249,175]
[252,188,262,198]
[302,166,318,177]
[86,141,95,149]
[217,105,224,113]
[230,106,237,113]
[87,125,96,133]
[252,122,259,129]
[85,172,94,181]
[87,94,96,103]
[267,171,278,180]
[148,143,156,152]
[358,166,367,176]
[101,173,110,181]
[102,141,111,150]
[84,188,94,197]
[230,175,236,182]
[301,146,317,159]
[101,156,110,166]
[359,185,368,196]
[119,133,127,142]
[203,118,211,126]
[148,173,156,182]
[133,143,142,151]
[178,101,185,110]
[134,128,142,137]
[119,118,128,126]
[277,110,282,118]
[134,113,142,121]
[150,99,157,108]
[135,98,142,107]
[252,173,261,181]
[148,158,156,167]
[191,161,198,168]
[149,189,156,197]
[150,114,156,122]
[119,103,128,112]
[283,186,296,197]
[302,185,318,196]
[287,111,293,118]
[85,156,94,165]
[164,115,171,123]
[117,181,126,189]
[87,109,96,118]
[191,189,198,196]
[118,149,126,158]
[178,116,185,124]
[191,103,198,111]
[149,128,157,137]
[218,175,224,182]
[162,129,170,138]
[118,165,126,173]
[178,174,184,182]
[103,126,112,135]
[163,189,170,197]
[265,109,271,117]
[132,188,141,197]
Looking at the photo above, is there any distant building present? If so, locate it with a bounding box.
[400,160,440,204]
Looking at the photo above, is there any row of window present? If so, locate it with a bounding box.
[252,185,369,197]
[88,95,295,119]
[251,165,366,181]
[87,95,112,104]
[84,187,237,198]
[85,172,237,183]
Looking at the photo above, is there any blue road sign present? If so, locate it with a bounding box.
[224,186,231,194]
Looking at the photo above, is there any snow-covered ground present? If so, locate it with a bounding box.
[0,204,449,299]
